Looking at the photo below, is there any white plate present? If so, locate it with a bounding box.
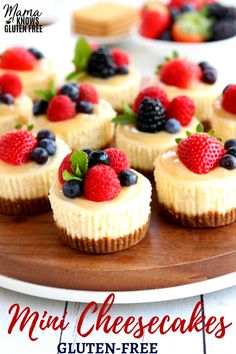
[72,33,131,45]
[1,273,236,303]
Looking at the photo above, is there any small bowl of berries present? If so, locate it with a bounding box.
[133,0,236,71]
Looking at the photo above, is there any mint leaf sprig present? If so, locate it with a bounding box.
[112,102,137,125]
[35,80,56,101]
[62,151,88,182]
[66,38,92,81]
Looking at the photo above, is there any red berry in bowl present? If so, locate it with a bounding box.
[140,2,170,39]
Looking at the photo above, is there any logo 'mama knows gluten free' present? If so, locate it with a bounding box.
[3,3,43,33]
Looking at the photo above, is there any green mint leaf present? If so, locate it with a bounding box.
[72,37,92,71]
[62,170,82,182]
[49,80,57,97]
[66,71,87,81]
[186,131,191,137]
[208,130,215,136]
[112,102,137,125]
[175,138,183,144]
[35,81,56,101]
[27,124,34,131]
[15,124,22,130]
[196,123,204,133]
[70,151,88,177]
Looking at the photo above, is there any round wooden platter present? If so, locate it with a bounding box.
[1,191,236,293]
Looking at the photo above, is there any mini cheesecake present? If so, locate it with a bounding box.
[0,129,70,216]
[152,56,219,128]
[49,148,152,253]
[114,87,199,174]
[154,132,236,228]
[67,38,141,111]
[0,47,56,100]
[0,73,32,134]
[212,85,236,142]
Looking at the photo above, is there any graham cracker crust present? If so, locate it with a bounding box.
[57,215,151,253]
[0,196,51,216]
[160,204,236,228]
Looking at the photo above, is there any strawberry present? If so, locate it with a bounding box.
[172,12,212,43]
[177,133,225,174]
[0,47,38,71]
[0,73,23,98]
[104,148,130,174]
[47,95,76,122]
[167,96,195,126]
[79,84,99,104]
[134,86,170,113]
[222,85,236,115]
[169,0,204,9]
[159,58,202,89]
[84,165,121,202]
[111,49,130,67]
[58,152,73,184]
[0,129,37,165]
[140,2,170,39]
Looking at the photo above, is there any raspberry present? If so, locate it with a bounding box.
[177,133,225,174]
[134,87,170,114]
[160,58,202,89]
[111,49,130,67]
[90,43,99,51]
[84,165,121,202]
[58,152,73,184]
[167,96,195,126]
[222,85,236,115]
[104,148,130,174]
[0,73,23,98]
[169,0,204,9]
[0,130,37,165]
[0,47,38,71]
[47,95,76,122]
[79,84,99,104]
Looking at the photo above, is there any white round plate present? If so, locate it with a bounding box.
[1,273,236,303]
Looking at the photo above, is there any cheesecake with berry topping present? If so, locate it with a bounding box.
[154,128,236,227]
[32,82,115,150]
[66,38,141,111]
[114,87,199,174]
[212,85,236,142]
[0,128,70,215]
[49,148,152,253]
[0,47,56,100]
[152,54,219,127]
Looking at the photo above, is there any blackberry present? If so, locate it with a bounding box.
[158,30,172,41]
[208,4,236,20]
[87,47,116,79]
[212,20,236,41]
[207,3,224,18]
[137,98,166,133]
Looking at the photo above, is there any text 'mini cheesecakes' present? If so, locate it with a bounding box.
[66,38,141,111]
[154,125,236,228]
[49,148,152,253]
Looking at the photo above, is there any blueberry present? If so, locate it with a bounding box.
[39,139,57,156]
[88,150,110,168]
[118,170,138,186]
[223,84,232,95]
[227,147,236,158]
[202,67,217,84]
[28,47,44,59]
[158,30,172,41]
[37,129,56,142]
[60,83,79,102]
[220,154,236,170]
[116,66,129,75]
[63,180,83,198]
[31,147,49,164]
[224,139,236,150]
[164,119,181,134]
[76,101,94,114]
[33,100,48,116]
[199,61,210,70]
[181,4,196,12]
[1,94,14,105]
[170,7,181,20]
[82,148,93,156]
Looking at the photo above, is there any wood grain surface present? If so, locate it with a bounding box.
[1,191,236,291]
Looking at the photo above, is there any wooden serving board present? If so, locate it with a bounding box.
[1,191,236,292]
